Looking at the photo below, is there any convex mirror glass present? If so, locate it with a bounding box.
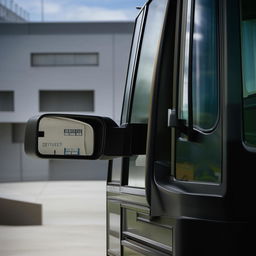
[38,116,94,156]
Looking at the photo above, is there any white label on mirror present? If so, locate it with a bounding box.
[38,117,94,156]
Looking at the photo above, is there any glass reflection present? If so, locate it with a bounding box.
[131,0,168,123]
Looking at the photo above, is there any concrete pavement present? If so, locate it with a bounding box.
[0,181,106,256]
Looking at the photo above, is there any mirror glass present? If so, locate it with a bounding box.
[38,116,94,156]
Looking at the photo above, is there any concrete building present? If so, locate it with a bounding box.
[0,22,133,182]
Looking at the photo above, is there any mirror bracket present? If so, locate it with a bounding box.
[104,123,147,158]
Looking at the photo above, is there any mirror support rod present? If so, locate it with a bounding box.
[104,124,147,158]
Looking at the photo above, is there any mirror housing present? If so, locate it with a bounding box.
[25,114,147,160]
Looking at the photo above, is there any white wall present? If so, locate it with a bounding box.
[0,123,49,181]
[0,32,132,123]
[0,23,133,181]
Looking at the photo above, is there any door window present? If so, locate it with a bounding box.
[128,0,168,188]
[241,0,256,147]
[176,0,221,183]
[130,0,168,124]
[192,0,218,130]
[179,0,218,131]
[121,10,144,124]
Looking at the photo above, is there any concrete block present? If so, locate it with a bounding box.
[0,197,42,225]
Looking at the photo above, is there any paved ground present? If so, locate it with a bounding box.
[0,181,106,256]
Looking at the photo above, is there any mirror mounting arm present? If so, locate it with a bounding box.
[103,123,147,158]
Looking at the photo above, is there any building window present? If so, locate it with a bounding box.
[0,91,14,111]
[31,53,99,67]
[39,90,94,112]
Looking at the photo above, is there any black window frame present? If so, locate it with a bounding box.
[121,8,146,125]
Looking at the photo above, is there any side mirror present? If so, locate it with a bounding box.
[25,114,147,160]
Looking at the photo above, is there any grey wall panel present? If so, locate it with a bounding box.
[0,22,134,35]
[12,123,26,143]
[21,146,49,181]
[0,123,49,182]
[49,159,108,180]
[0,124,20,182]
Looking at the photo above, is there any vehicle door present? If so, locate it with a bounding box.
[146,0,252,255]
[107,0,171,255]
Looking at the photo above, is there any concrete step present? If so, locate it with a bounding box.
[0,196,42,225]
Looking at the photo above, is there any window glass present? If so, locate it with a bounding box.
[128,155,146,187]
[121,11,144,124]
[31,53,99,67]
[179,0,218,131]
[192,0,218,130]
[175,0,220,184]
[127,0,168,188]
[179,0,193,124]
[55,54,74,65]
[74,53,98,66]
[32,54,55,66]
[110,158,122,184]
[130,0,168,123]
[241,0,256,147]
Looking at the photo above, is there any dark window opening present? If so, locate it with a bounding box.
[31,53,99,67]
[39,90,94,112]
[0,91,14,111]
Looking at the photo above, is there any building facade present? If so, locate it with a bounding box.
[0,22,133,181]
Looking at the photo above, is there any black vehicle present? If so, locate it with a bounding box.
[25,0,254,255]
